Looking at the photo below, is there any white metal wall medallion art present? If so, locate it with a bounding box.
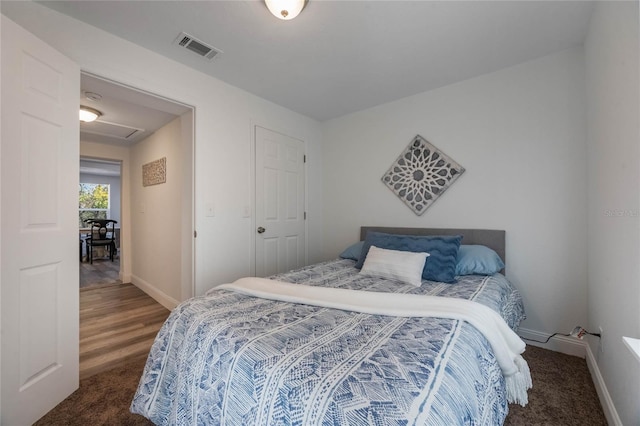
[382,135,465,215]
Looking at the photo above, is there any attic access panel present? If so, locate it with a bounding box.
[81,120,145,140]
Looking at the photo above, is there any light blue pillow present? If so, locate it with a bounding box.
[339,241,364,261]
[355,232,462,283]
[456,245,504,275]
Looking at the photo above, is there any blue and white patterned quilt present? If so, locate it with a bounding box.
[131,259,525,425]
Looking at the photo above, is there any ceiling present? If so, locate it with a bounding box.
[80,74,191,146]
[27,1,594,122]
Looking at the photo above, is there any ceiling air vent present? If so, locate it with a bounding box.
[174,32,222,60]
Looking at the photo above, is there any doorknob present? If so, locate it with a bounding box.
[257,226,266,234]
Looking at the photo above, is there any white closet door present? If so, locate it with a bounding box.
[255,126,306,277]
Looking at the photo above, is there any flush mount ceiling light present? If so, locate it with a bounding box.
[79,106,102,123]
[265,0,307,20]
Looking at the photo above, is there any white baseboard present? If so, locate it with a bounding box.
[518,327,586,357]
[131,274,179,310]
[518,328,621,425]
[585,345,623,426]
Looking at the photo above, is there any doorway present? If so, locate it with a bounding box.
[78,73,195,379]
[79,72,195,304]
[1,17,196,424]
[79,158,122,288]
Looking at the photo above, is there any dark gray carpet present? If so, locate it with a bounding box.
[36,345,606,425]
[505,345,606,425]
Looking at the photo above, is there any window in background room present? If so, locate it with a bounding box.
[79,183,110,227]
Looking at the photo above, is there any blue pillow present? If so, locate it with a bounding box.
[456,245,504,275]
[339,241,364,261]
[355,232,462,283]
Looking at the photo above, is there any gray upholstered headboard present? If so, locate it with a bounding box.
[360,227,506,268]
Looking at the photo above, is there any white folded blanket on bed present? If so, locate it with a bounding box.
[219,277,532,406]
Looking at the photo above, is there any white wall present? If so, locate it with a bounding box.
[2,2,324,297]
[79,173,121,225]
[322,47,588,337]
[82,114,191,308]
[80,140,132,283]
[584,2,640,425]
[130,116,186,306]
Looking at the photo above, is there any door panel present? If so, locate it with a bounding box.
[285,236,300,272]
[20,263,60,389]
[285,171,299,219]
[1,15,80,425]
[22,115,62,227]
[264,168,279,220]
[255,126,305,277]
[263,238,279,277]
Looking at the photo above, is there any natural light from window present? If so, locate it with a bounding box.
[79,183,110,227]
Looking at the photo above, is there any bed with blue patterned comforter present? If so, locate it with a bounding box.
[131,259,526,425]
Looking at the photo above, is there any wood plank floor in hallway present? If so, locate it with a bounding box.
[80,283,170,380]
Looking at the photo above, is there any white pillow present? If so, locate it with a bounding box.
[359,245,429,287]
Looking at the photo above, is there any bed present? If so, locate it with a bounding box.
[131,227,528,425]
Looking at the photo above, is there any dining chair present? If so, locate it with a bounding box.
[85,219,118,264]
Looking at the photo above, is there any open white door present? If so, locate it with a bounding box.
[1,15,80,425]
[255,126,306,277]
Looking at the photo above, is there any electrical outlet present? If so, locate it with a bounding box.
[570,326,587,339]
[599,326,604,354]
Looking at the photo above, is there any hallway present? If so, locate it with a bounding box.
[80,283,169,379]
[80,256,121,288]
